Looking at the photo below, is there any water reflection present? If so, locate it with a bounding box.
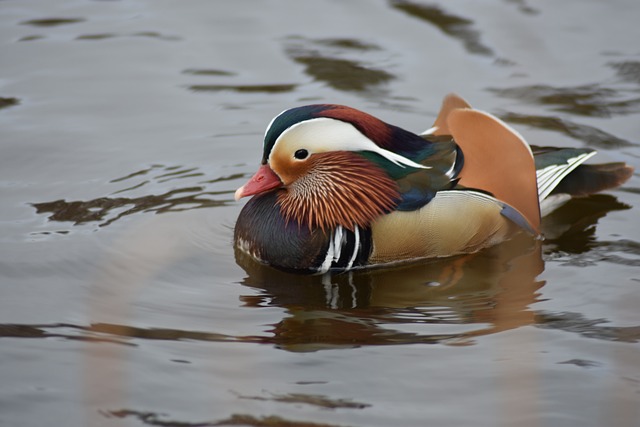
[542,195,639,269]
[3,306,639,345]
[390,0,494,57]
[182,69,237,77]
[503,0,539,15]
[234,391,370,409]
[490,84,640,117]
[500,112,634,148]
[609,61,640,85]
[20,17,85,27]
[17,35,46,42]
[310,38,382,51]
[491,76,640,147]
[284,36,394,93]
[74,31,181,41]
[0,97,19,110]
[75,33,117,41]
[32,188,228,228]
[541,194,631,254]
[535,311,640,343]
[236,233,544,351]
[188,84,297,94]
[105,410,351,427]
[31,165,239,228]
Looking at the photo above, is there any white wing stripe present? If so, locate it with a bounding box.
[537,152,596,201]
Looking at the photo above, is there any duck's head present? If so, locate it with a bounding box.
[234,104,429,231]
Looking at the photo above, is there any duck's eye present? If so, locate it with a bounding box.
[294,149,309,160]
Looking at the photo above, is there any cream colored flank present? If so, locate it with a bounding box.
[370,190,518,263]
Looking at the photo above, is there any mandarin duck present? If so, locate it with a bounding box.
[234,94,633,274]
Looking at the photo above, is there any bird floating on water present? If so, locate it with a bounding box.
[234,94,633,274]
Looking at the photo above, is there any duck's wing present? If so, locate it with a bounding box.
[397,93,540,234]
[445,106,541,234]
[533,146,597,202]
[370,189,521,263]
[391,137,463,211]
[423,93,472,136]
[532,145,634,216]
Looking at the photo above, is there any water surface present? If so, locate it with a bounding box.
[1,1,639,426]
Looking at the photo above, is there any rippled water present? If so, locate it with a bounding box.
[1,1,639,426]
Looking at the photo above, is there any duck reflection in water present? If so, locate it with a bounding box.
[236,232,543,351]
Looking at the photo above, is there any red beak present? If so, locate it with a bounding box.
[234,164,283,200]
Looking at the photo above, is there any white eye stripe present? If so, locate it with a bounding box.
[270,118,430,170]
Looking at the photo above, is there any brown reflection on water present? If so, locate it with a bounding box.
[31,165,240,228]
[236,233,544,351]
[104,409,352,427]
[609,61,640,85]
[503,0,539,15]
[32,190,228,228]
[542,194,631,254]
[490,84,640,117]
[491,77,640,147]
[188,84,298,94]
[78,230,544,426]
[501,112,634,149]
[284,36,394,93]
[75,33,117,41]
[74,32,182,41]
[390,0,494,56]
[0,97,19,110]
[20,17,85,27]
[182,68,237,77]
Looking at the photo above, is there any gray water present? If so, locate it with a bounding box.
[1,1,639,426]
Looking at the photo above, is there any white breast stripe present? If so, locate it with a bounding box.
[318,225,344,274]
[317,225,362,274]
[333,225,344,261]
[346,224,360,270]
[318,228,337,274]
